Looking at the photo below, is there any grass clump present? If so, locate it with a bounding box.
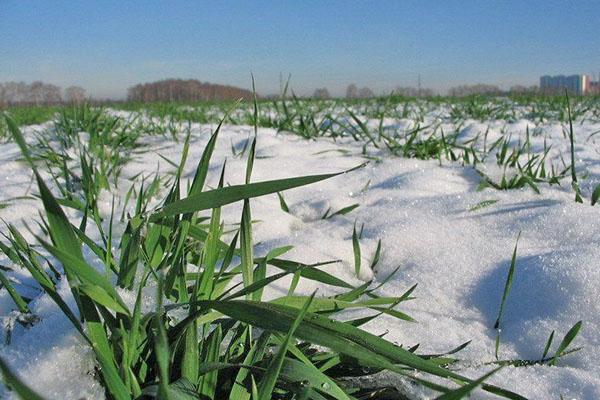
[4,93,600,205]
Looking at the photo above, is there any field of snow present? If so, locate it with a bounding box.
[1,100,600,399]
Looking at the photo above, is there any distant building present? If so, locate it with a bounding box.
[583,74,591,94]
[539,74,592,95]
[589,81,600,95]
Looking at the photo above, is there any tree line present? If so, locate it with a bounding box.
[311,83,545,99]
[126,79,254,102]
[0,81,86,106]
[0,79,255,107]
[310,85,377,100]
[2,79,569,107]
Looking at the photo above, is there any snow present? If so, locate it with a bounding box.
[1,107,600,399]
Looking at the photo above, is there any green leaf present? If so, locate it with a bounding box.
[0,268,29,313]
[277,192,290,213]
[142,378,203,400]
[149,164,366,221]
[551,321,583,366]
[323,203,359,219]
[78,283,130,315]
[542,331,555,359]
[169,378,203,400]
[188,105,236,197]
[258,293,315,399]
[266,258,353,289]
[229,332,270,400]
[198,325,222,398]
[116,215,144,289]
[270,295,414,322]
[369,239,382,271]
[80,298,132,400]
[494,233,520,330]
[280,358,350,400]
[352,222,361,277]
[468,199,499,212]
[435,367,502,400]
[240,177,255,295]
[5,115,83,268]
[209,300,525,398]
[591,184,600,206]
[202,301,456,387]
[154,278,171,399]
[5,115,130,400]
[36,237,130,316]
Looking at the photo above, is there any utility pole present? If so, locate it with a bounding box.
[418,74,422,93]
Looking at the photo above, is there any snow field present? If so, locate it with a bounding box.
[0,106,599,399]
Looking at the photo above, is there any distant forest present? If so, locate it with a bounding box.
[126,79,254,102]
[0,81,86,106]
[0,79,255,107]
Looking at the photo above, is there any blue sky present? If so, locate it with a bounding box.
[2,0,600,98]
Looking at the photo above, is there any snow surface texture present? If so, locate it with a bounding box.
[1,110,600,399]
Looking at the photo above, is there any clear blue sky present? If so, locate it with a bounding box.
[2,0,600,98]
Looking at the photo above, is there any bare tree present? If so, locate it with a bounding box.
[346,84,358,99]
[358,87,374,99]
[65,86,87,104]
[29,81,45,105]
[0,84,6,107]
[394,86,434,97]
[43,84,62,104]
[448,84,502,97]
[126,79,254,102]
[0,81,65,105]
[312,87,330,99]
[6,82,29,103]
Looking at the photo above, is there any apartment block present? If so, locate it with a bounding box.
[539,74,592,95]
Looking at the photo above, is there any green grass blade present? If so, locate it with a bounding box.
[369,239,382,271]
[257,292,315,399]
[240,138,257,294]
[154,278,171,400]
[210,299,523,398]
[565,91,583,203]
[280,358,350,400]
[149,164,366,221]
[198,325,222,398]
[187,104,237,196]
[352,222,361,277]
[229,332,270,400]
[36,237,130,316]
[266,258,352,289]
[6,114,131,399]
[591,184,600,206]
[204,300,455,381]
[323,203,359,220]
[542,331,555,359]
[494,233,520,330]
[0,268,30,313]
[435,367,502,400]
[277,192,290,213]
[551,321,583,366]
[469,199,499,212]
